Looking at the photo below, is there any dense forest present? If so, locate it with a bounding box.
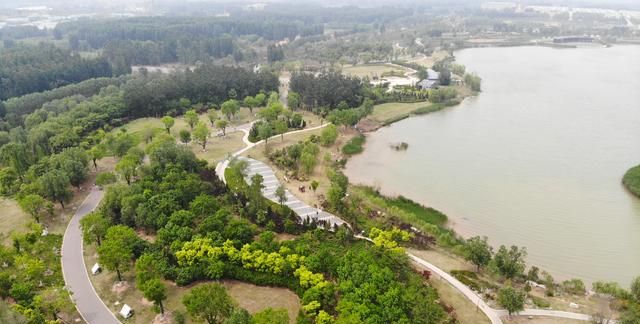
[290,72,366,109]
[0,43,113,101]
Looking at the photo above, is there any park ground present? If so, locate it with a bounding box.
[84,243,300,324]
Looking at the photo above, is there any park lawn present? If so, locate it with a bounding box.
[408,50,451,68]
[425,273,491,324]
[503,317,584,324]
[370,101,431,123]
[342,64,407,78]
[84,244,301,324]
[0,198,30,244]
[190,131,246,165]
[408,248,475,273]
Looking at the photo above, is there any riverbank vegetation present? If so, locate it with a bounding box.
[623,165,640,198]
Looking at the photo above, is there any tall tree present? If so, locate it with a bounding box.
[275,185,287,206]
[142,279,167,314]
[115,155,139,185]
[493,245,527,279]
[215,120,228,136]
[497,286,525,317]
[88,145,105,170]
[97,225,138,282]
[464,236,493,272]
[33,287,74,322]
[207,109,218,127]
[179,129,191,144]
[40,170,72,208]
[274,120,288,142]
[243,96,259,114]
[193,122,210,150]
[80,212,111,246]
[183,283,234,324]
[17,194,52,223]
[184,110,199,130]
[258,123,272,152]
[161,116,175,134]
[221,100,240,121]
[0,143,31,181]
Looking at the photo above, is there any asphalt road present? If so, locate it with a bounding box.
[61,189,121,324]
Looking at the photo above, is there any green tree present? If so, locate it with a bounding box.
[135,253,160,287]
[0,143,31,181]
[243,96,259,114]
[183,283,234,324]
[40,170,72,208]
[216,120,228,136]
[17,194,52,223]
[221,100,240,121]
[161,116,175,134]
[258,123,272,152]
[287,91,301,110]
[80,212,111,246]
[319,124,338,146]
[207,109,218,126]
[224,308,251,324]
[185,109,199,130]
[464,236,493,272]
[115,155,139,185]
[255,93,267,106]
[493,245,527,279]
[88,145,105,170]
[33,287,74,321]
[274,120,288,141]
[179,129,191,144]
[310,180,319,193]
[97,225,138,282]
[142,279,167,314]
[252,308,288,324]
[275,185,287,205]
[300,152,316,175]
[497,286,525,316]
[193,122,210,150]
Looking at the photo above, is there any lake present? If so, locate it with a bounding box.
[345,46,640,286]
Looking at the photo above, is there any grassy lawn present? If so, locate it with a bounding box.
[0,198,30,244]
[408,51,451,68]
[370,102,431,123]
[342,64,407,78]
[426,273,491,324]
[190,131,246,166]
[503,317,585,324]
[84,244,300,324]
[408,248,475,273]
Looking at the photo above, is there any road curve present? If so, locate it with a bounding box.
[62,189,121,324]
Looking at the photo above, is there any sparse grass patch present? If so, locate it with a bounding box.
[370,102,430,123]
[342,135,365,155]
[0,198,30,244]
[342,64,407,79]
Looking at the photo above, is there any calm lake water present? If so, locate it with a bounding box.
[345,46,640,286]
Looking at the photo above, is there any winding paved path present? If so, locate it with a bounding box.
[63,119,599,324]
[239,157,346,228]
[61,189,121,324]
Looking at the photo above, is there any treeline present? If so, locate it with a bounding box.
[290,72,366,109]
[1,76,129,126]
[0,64,277,200]
[0,43,113,101]
[53,17,323,66]
[0,25,46,41]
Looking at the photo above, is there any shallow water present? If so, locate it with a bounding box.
[345,46,640,286]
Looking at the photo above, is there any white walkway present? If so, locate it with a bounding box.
[239,157,346,228]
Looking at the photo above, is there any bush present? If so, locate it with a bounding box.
[95,172,117,186]
[530,295,550,308]
[623,165,640,198]
[342,135,365,155]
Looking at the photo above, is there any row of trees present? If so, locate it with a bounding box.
[0,43,113,101]
[290,72,366,109]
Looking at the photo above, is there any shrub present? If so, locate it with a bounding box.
[342,135,365,155]
[95,172,117,186]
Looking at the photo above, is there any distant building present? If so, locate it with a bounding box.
[426,69,440,81]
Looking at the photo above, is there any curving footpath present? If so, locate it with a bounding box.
[61,189,121,324]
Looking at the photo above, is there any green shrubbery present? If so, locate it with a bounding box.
[623,165,640,198]
[342,135,366,155]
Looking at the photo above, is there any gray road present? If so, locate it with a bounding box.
[61,189,121,324]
